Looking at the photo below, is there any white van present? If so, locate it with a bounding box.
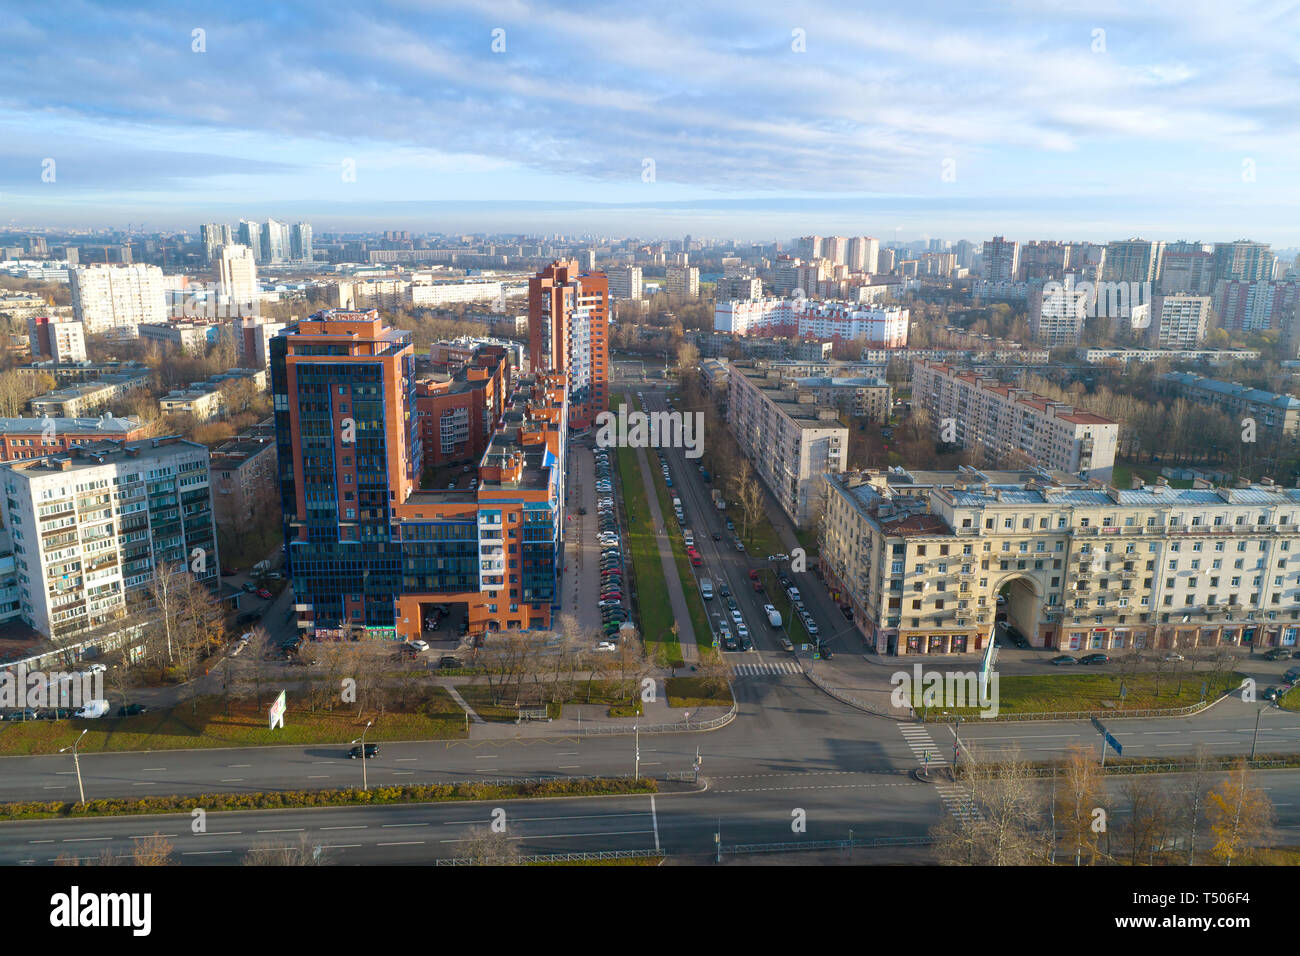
[700,577,713,600]
[76,700,109,719]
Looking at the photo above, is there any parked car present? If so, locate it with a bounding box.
[241,582,259,593]
[221,566,238,576]
[347,744,380,759]
[1164,652,1185,662]
[408,639,429,652]
[1283,668,1300,685]
[438,656,463,669]
[1265,647,1293,661]
[84,662,107,674]
[116,703,149,717]
[1079,653,1110,665]
[1049,655,1077,666]
[256,588,273,599]
[1262,686,1283,702]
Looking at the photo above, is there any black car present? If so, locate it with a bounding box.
[578,507,587,515]
[1079,653,1110,665]
[722,634,739,651]
[1004,624,1028,647]
[241,582,259,593]
[1262,686,1283,702]
[718,584,730,598]
[439,656,463,669]
[347,744,379,759]
[712,532,722,541]
[817,641,833,659]
[116,703,149,717]
[1264,647,1293,661]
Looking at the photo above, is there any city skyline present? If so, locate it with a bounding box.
[4,2,1300,240]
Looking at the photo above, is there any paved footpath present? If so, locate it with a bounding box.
[631,440,697,663]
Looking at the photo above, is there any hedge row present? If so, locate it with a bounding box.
[0,776,659,821]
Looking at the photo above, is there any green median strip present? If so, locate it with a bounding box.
[612,395,683,667]
[0,777,660,821]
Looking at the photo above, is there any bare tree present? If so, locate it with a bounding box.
[453,825,523,865]
[242,835,330,866]
[932,746,1051,866]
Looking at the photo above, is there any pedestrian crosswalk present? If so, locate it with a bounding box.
[731,661,803,677]
[899,723,983,821]
[899,723,947,767]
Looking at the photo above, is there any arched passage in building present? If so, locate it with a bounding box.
[994,575,1042,648]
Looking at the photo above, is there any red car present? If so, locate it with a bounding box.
[256,587,272,599]
[221,566,238,576]
[749,569,760,581]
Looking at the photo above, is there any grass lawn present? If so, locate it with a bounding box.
[665,677,734,708]
[909,671,1243,718]
[611,395,683,667]
[0,690,468,756]
[457,680,642,721]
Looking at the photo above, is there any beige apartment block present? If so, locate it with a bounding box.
[820,468,1300,656]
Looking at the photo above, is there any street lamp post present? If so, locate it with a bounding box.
[634,724,640,779]
[59,729,89,805]
[350,720,373,792]
[1251,704,1264,760]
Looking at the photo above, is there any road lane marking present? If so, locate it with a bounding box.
[130,834,177,839]
[382,823,428,828]
[378,841,425,847]
[321,826,366,830]
[182,850,232,856]
[219,778,244,782]
[257,828,305,833]
[439,829,655,843]
[62,837,112,842]
[650,796,660,853]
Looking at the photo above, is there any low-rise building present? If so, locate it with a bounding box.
[1158,372,1300,442]
[29,373,150,418]
[0,414,147,461]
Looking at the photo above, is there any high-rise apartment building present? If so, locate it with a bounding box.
[527,261,609,428]
[0,437,219,642]
[273,309,569,640]
[1018,241,1070,281]
[1149,294,1212,349]
[1212,240,1275,284]
[847,236,880,274]
[666,265,700,297]
[1159,242,1214,295]
[982,237,1020,283]
[260,219,290,264]
[1103,238,1164,284]
[236,220,262,262]
[214,243,259,314]
[605,266,643,301]
[200,223,232,264]
[69,263,168,335]
[290,222,313,262]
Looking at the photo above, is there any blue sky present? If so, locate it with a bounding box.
[4,0,1300,243]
